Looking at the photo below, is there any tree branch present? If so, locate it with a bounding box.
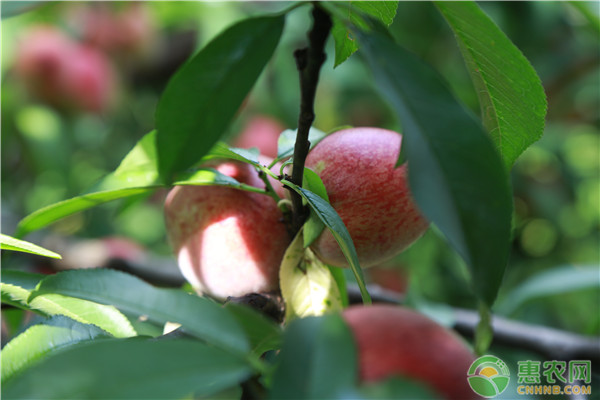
[41,241,599,366]
[289,4,332,234]
[347,285,600,365]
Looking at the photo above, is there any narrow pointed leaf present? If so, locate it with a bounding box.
[0,234,61,259]
[436,2,547,169]
[356,26,512,306]
[156,16,284,182]
[97,130,160,189]
[173,167,266,195]
[15,132,162,238]
[282,180,371,305]
[204,143,261,165]
[2,338,253,400]
[28,269,250,354]
[269,315,357,399]
[1,316,110,382]
[14,187,155,238]
[302,168,329,248]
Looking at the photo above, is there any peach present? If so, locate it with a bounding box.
[343,304,476,400]
[305,127,429,267]
[164,160,290,299]
[14,26,116,113]
[14,26,75,106]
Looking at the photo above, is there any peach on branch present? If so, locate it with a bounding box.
[164,160,290,299]
[343,304,476,400]
[305,127,429,268]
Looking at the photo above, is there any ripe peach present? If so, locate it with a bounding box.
[14,26,75,106]
[343,304,476,400]
[164,160,290,299]
[305,127,429,268]
[14,26,116,113]
[233,116,284,159]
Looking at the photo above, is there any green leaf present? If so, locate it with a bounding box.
[15,131,163,238]
[269,315,357,399]
[156,15,284,182]
[436,2,547,169]
[205,142,261,165]
[2,337,253,400]
[1,270,44,291]
[356,25,512,306]
[279,232,343,321]
[326,2,399,67]
[327,264,349,308]
[282,180,371,305]
[1,272,41,309]
[28,269,250,354]
[14,187,155,238]
[302,168,329,248]
[331,19,359,69]
[1,316,110,383]
[97,131,160,189]
[224,303,282,356]
[0,234,61,259]
[495,265,600,316]
[173,167,266,195]
[277,128,327,159]
[1,271,137,339]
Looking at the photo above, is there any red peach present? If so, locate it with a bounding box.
[343,304,476,400]
[14,26,76,106]
[164,160,290,299]
[305,127,429,268]
[14,26,116,113]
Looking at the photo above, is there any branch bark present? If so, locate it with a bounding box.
[289,4,332,234]
[347,285,600,365]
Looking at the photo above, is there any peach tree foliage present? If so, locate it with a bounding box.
[2,2,547,399]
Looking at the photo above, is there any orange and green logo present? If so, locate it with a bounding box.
[468,355,511,398]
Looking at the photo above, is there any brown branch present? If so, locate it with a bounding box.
[289,4,332,234]
[347,285,600,365]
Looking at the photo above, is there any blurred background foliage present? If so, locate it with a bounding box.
[1,1,598,340]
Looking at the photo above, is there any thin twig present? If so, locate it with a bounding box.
[289,4,332,234]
